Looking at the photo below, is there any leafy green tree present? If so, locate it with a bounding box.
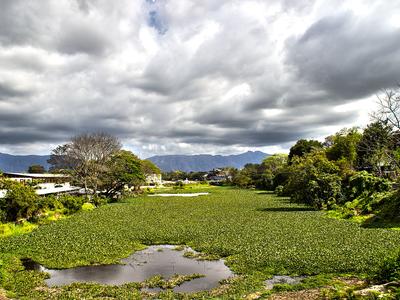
[237,163,268,188]
[0,180,39,222]
[100,150,145,198]
[357,121,393,175]
[288,139,323,163]
[325,128,362,169]
[141,160,161,175]
[232,172,252,188]
[285,151,342,209]
[28,165,46,174]
[261,154,288,189]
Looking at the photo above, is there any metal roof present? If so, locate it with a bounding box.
[2,172,70,178]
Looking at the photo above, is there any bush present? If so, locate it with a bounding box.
[372,191,400,222]
[274,185,285,196]
[173,181,184,189]
[375,251,400,282]
[0,180,39,222]
[81,202,95,211]
[344,171,391,201]
[284,151,343,209]
[57,195,86,214]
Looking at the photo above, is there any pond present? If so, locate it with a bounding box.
[23,245,234,293]
[148,193,209,197]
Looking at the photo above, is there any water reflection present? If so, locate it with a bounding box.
[23,245,234,292]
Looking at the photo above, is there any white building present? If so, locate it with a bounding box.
[0,172,80,198]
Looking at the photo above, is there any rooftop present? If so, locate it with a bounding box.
[2,172,70,178]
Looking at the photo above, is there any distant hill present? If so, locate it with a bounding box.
[0,150,270,173]
[147,151,270,172]
[0,153,50,173]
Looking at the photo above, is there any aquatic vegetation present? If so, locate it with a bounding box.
[0,187,399,298]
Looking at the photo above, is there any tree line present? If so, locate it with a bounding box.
[227,87,400,223]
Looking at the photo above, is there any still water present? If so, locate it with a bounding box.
[23,245,233,292]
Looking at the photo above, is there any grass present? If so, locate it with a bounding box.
[1,186,400,299]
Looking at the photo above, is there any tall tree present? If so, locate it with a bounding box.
[357,121,393,175]
[48,132,121,196]
[325,128,362,169]
[288,139,323,163]
[261,154,288,189]
[373,87,400,130]
[100,150,145,198]
[28,165,46,174]
[141,160,161,175]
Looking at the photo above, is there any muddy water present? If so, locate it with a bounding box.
[23,245,233,292]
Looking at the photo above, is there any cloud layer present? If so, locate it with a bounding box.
[0,0,399,156]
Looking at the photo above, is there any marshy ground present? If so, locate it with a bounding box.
[0,186,399,299]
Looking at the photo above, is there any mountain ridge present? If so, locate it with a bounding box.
[0,153,51,173]
[147,151,269,172]
[0,151,270,173]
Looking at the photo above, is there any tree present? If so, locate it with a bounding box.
[373,87,400,131]
[285,151,342,209]
[48,132,122,196]
[0,180,39,222]
[288,139,323,163]
[239,163,267,188]
[47,144,79,172]
[325,128,362,169]
[370,87,400,173]
[141,160,161,175]
[261,154,288,189]
[357,121,393,175]
[28,165,46,174]
[100,150,145,198]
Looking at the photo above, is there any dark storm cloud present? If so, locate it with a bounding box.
[286,12,400,99]
[0,0,399,155]
[56,22,111,56]
[0,82,31,99]
[0,0,53,47]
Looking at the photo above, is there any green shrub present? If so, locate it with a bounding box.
[173,181,184,189]
[375,251,400,282]
[81,202,95,211]
[274,185,285,196]
[37,195,63,211]
[0,180,39,222]
[344,171,391,202]
[285,151,343,209]
[57,194,86,214]
[372,191,400,222]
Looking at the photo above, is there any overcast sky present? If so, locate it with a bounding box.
[0,0,399,157]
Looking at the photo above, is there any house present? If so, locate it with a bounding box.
[204,169,231,182]
[0,172,80,198]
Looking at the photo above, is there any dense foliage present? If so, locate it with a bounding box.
[0,187,400,299]
[288,139,323,163]
[284,151,342,209]
[229,119,400,228]
[0,180,39,222]
[27,165,46,174]
[0,178,94,227]
[100,150,145,198]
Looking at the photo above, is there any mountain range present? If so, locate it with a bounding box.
[147,151,269,172]
[0,151,269,173]
[0,153,51,173]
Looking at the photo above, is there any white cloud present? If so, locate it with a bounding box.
[0,0,398,156]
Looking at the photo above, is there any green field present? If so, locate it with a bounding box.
[1,187,400,299]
